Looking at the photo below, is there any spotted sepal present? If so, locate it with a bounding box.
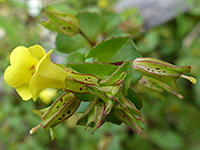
[40,7,80,36]
[30,92,81,140]
[112,108,144,135]
[138,76,183,99]
[133,57,192,91]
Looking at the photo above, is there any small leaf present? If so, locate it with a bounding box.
[126,87,143,110]
[68,63,118,79]
[87,36,141,63]
[102,12,121,33]
[56,33,91,54]
[77,12,104,42]
[63,52,85,65]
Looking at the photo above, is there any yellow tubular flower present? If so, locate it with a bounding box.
[4,45,69,101]
[4,45,46,100]
[30,50,69,101]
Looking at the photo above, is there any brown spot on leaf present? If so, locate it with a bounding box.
[67,110,71,114]
[156,68,160,70]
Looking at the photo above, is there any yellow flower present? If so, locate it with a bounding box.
[30,50,69,101]
[4,45,46,100]
[4,45,69,101]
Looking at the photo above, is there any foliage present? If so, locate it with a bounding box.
[0,0,200,150]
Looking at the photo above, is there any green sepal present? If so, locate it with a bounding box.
[92,99,106,134]
[138,76,183,99]
[100,61,133,95]
[30,93,81,139]
[133,57,191,91]
[50,127,56,141]
[112,108,144,135]
[70,71,99,85]
[31,107,50,118]
[77,97,97,126]
[41,7,80,36]
[42,93,74,119]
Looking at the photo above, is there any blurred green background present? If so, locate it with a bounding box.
[0,0,200,150]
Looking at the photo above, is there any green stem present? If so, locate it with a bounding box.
[79,30,96,47]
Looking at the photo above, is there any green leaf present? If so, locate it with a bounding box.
[63,52,85,65]
[56,33,91,54]
[77,12,104,42]
[68,63,118,79]
[132,70,142,84]
[102,12,121,33]
[87,36,141,63]
[126,87,143,110]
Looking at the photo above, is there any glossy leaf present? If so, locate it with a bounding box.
[87,36,141,63]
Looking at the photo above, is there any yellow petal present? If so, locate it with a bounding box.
[10,46,33,69]
[4,65,32,87]
[30,50,68,101]
[28,45,46,62]
[15,84,32,101]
